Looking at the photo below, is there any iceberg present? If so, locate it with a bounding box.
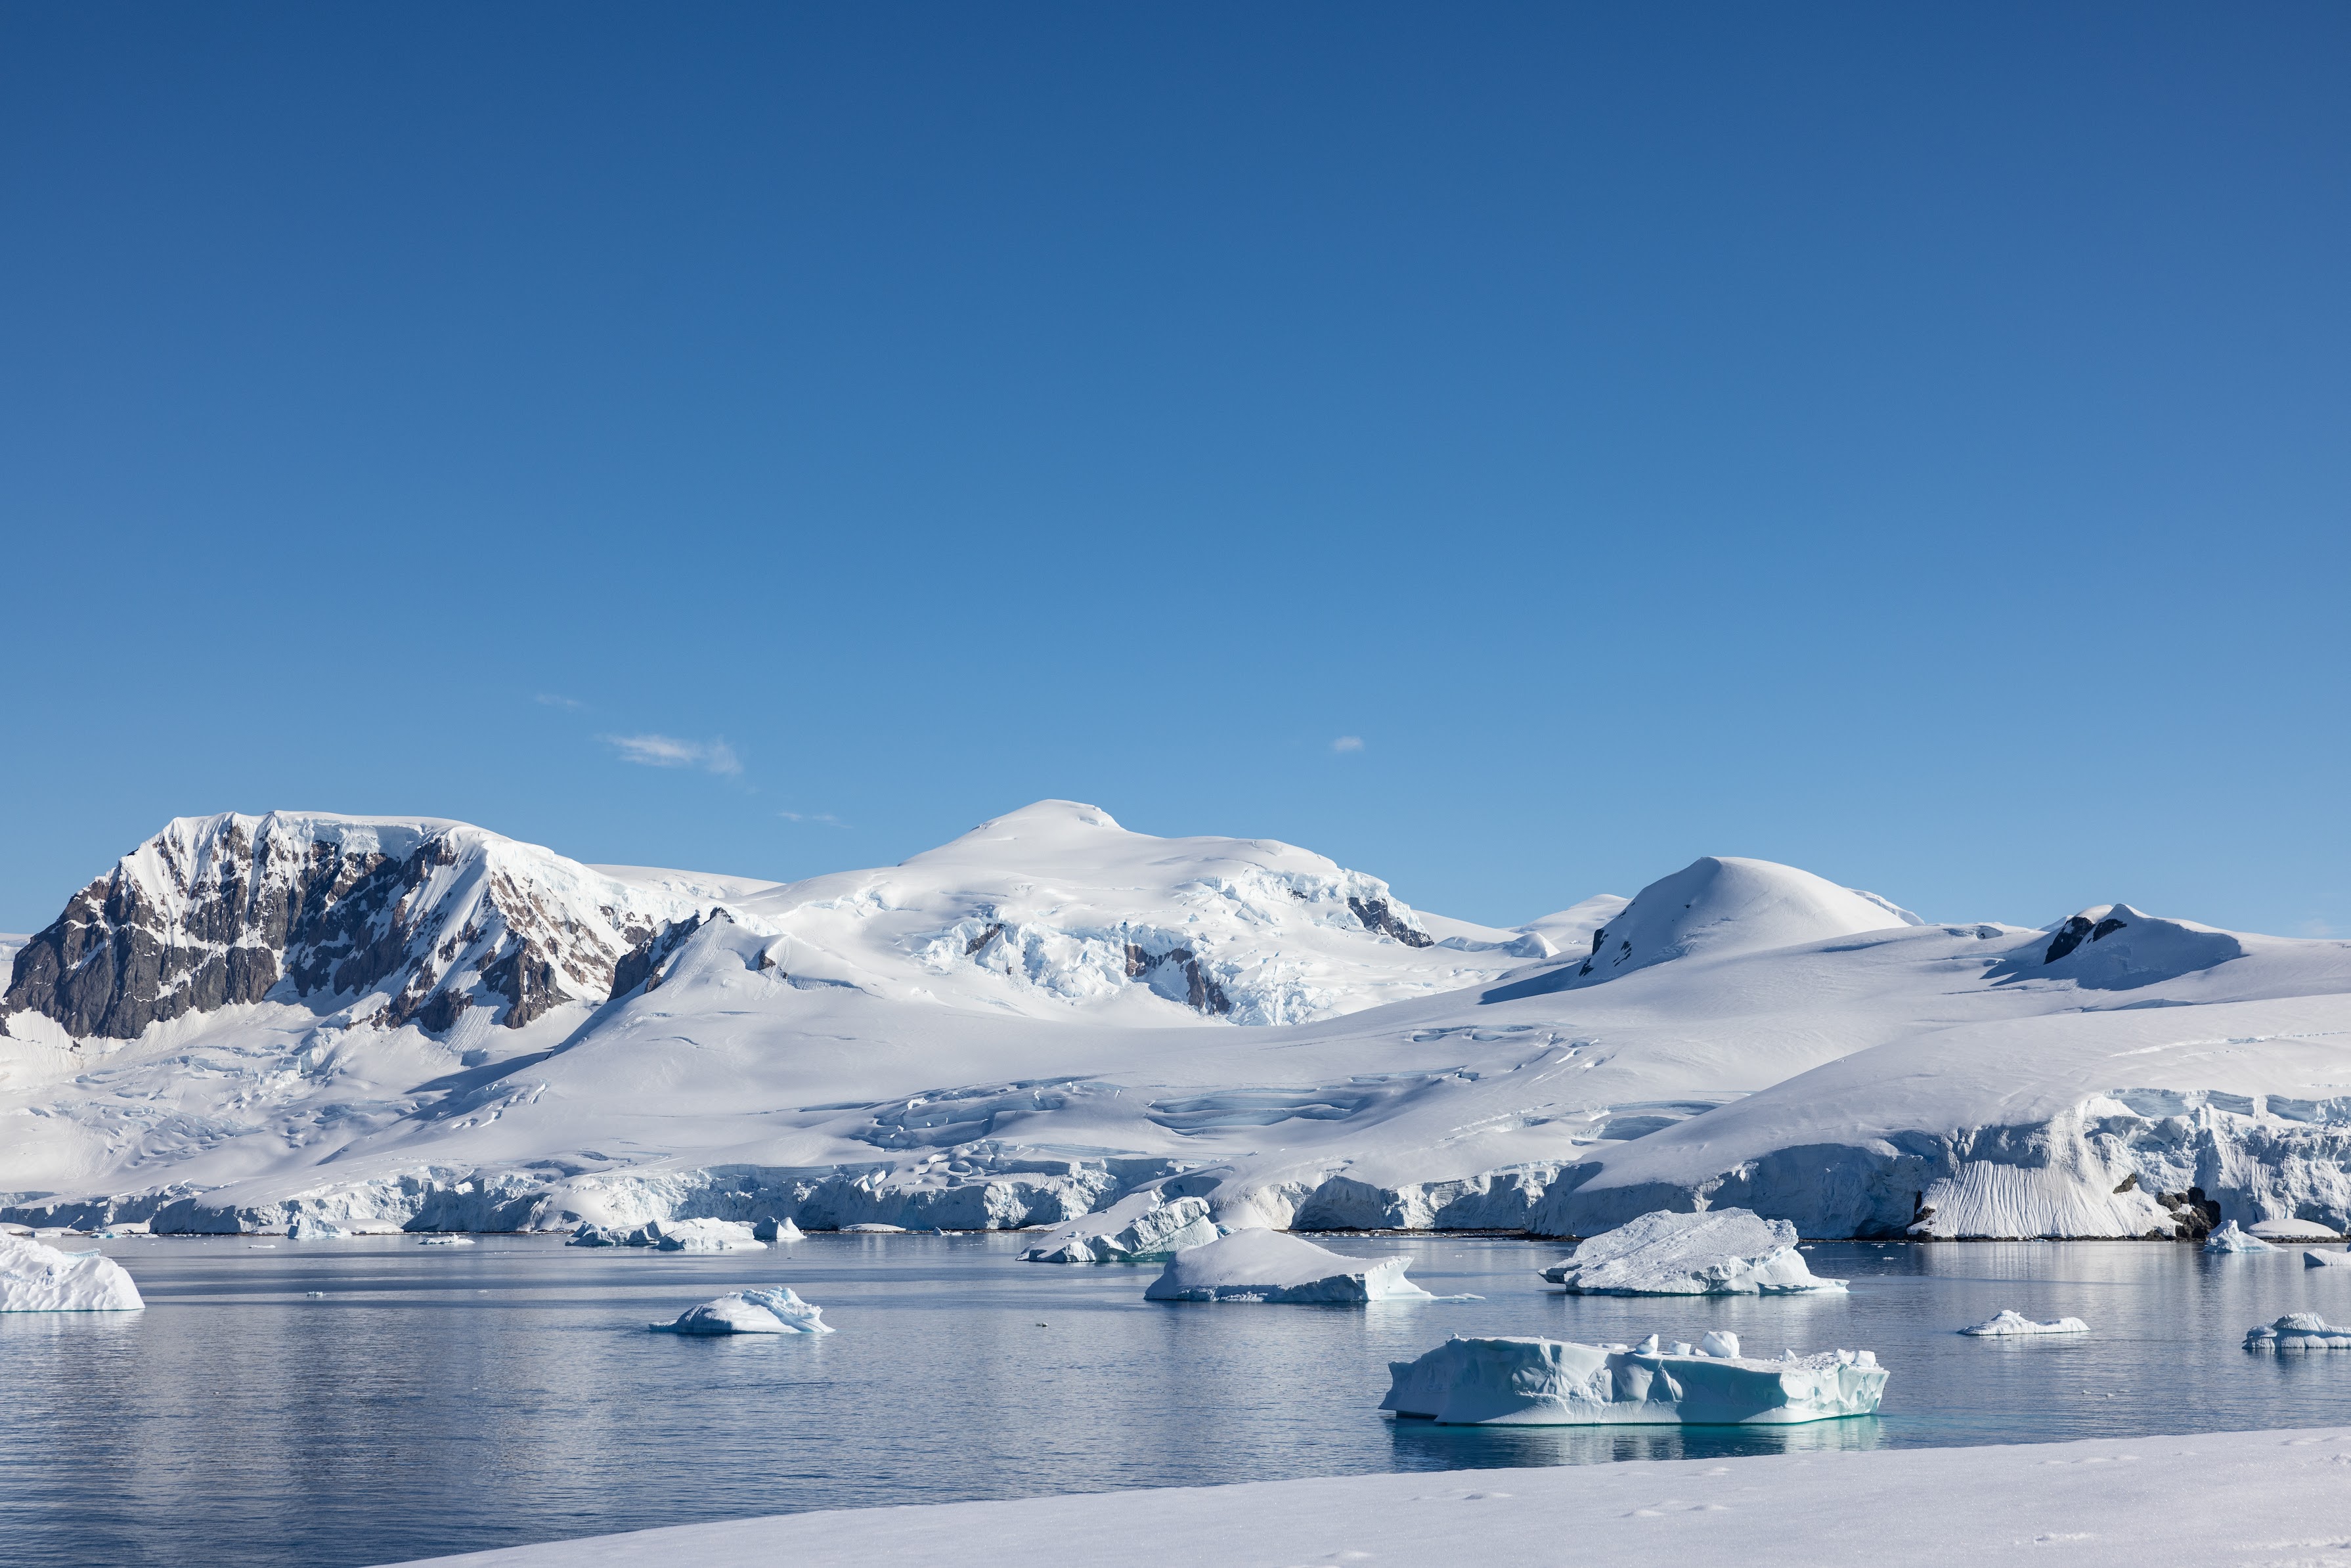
[649,1286,833,1335]
[1380,1334,1886,1425]
[1024,1194,1220,1263]
[1541,1209,1846,1296]
[647,1218,766,1252]
[2302,1250,2351,1269]
[568,1222,622,1247]
[2203,1221,2274,1253]
[416,1235,475,1246]
[2245,1313,2351,1351]
[753,1217,804,1242]
[1144,1229,1433,1303]
[286,1217,350,1240]
[2249,1218,2342,1242]
[0,1234,146,1312]
[1960,1309,2089,1337]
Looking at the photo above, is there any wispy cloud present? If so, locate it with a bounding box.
[1330,735,1365,754]
[602,733,743,776]
[535,693,588,711]
[780,810,845,825]
[2302,917,2337,938]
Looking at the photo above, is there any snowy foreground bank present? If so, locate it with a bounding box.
[397,1427,2351,1568]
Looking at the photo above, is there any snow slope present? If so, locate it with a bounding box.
[395,1426,2351,1568]
[5,803,2351,1243]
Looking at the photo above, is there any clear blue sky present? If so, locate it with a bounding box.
[4,4,2346,937]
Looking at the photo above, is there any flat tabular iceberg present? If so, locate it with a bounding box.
[1381,1334,1885,1425]
[2245,1313,2351,1351]
[0,1235,145,1312]
[1024,1194,1219,1263]
[286,1217,350,1240]
[1960,1309,2088,1337]
[2303,1250,2351,1269]
[2204,1221,2274,1253]
[417,1235,475,1247]
[1145,1229,1433,1303]
[649,1286,833,1335]
[1541,1209,1846,1296]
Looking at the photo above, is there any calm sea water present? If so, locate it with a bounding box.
[5,1234,2350,1567]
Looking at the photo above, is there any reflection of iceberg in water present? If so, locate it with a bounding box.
[1387,1406,1886,1469]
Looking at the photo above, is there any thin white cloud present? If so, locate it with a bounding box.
[1330,735,1365,754]
[779,810,845,825]
[602,733,743,777]
[535,693,588,711]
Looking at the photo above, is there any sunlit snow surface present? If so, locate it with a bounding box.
[1958,1309,2088,1337]
[6,802,2351,1246]
[649,1286,831,1335]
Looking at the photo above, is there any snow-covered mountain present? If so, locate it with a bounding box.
[5,802,2348,1243]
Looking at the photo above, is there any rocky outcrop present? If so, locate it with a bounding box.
[1,813,708,1041]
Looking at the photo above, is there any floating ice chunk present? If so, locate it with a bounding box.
[649,1286,834,1335]
[1380,1334,1886,1425]
[842,1224,906,1233]
[1541,1209,1847,1296]
[286,1217,349,1241]
[1699,1330,1741,1359]
[416,1236,475,1246]
[0,1235,145,1312]
[2302,1250,2351,1269]
[2245,1313,2351,1351]
[568,1222,622,1247]
[1024,1194,1219,1263]
[2203,1222,2275,1253]
[2249,1218,2342,1242]
[1144,1229,1434,1303]
[1960,1309,2089,1337]
[753,1217,805,1242]
[646,1218,766,1252]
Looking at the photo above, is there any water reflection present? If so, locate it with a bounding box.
[1386,1412,1886,1470]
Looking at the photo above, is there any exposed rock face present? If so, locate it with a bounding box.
[2,814,708,1041]
[1348,895,1435,947]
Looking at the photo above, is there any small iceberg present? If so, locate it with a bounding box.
[1,1234,146,1312]
[1541,1209,1846,1296]
[647,1219,766,1253]
[2249,1218,2343,1242]
[841,1223,905,1234]
[1144,1229,1433,1303]
[753,1217,804,1242]
[649,1286,833,1335]
[1960,1309,2089,1337]
[1024,1194,1219,1264]
[2246,1313,2351,1351]
[286,1217,350,1241]
[2204,1222,2275,1253]
[2302,1250,2351,1269]
[568,1222,621,1247]
[1380,1333,1886,1425]
[416,1236,475,1247]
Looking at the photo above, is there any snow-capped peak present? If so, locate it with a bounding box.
[1562,855,1915,987]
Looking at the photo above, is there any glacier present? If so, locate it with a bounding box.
[649,1286,832,1336]
[1144,1229,1433,1303]
[0,1234,144,1311]
[1540,1209,1845,1295]
[1958,1309,2088,1337]
[1379,1334,1885,1425]
[4,800,2351,1250]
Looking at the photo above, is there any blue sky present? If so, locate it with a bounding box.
[3,4,2346,936]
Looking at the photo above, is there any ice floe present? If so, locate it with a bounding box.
[1144,1229,1433,1303]
[417,1235,475,1246]
[1959,1309,2088,1337]
[2245,1313,2351,1350]
[2203,1221,2274,1253]
[649,1286,833,1335]
[1541,1209,1846,1296]
[1380,1333,1885,1424]
[2302,1250,2351,1269]
[0,1234,145,1312]
[1024,1194,1219,1263]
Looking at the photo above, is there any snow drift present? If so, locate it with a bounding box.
[1380,1334,1886,1425]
